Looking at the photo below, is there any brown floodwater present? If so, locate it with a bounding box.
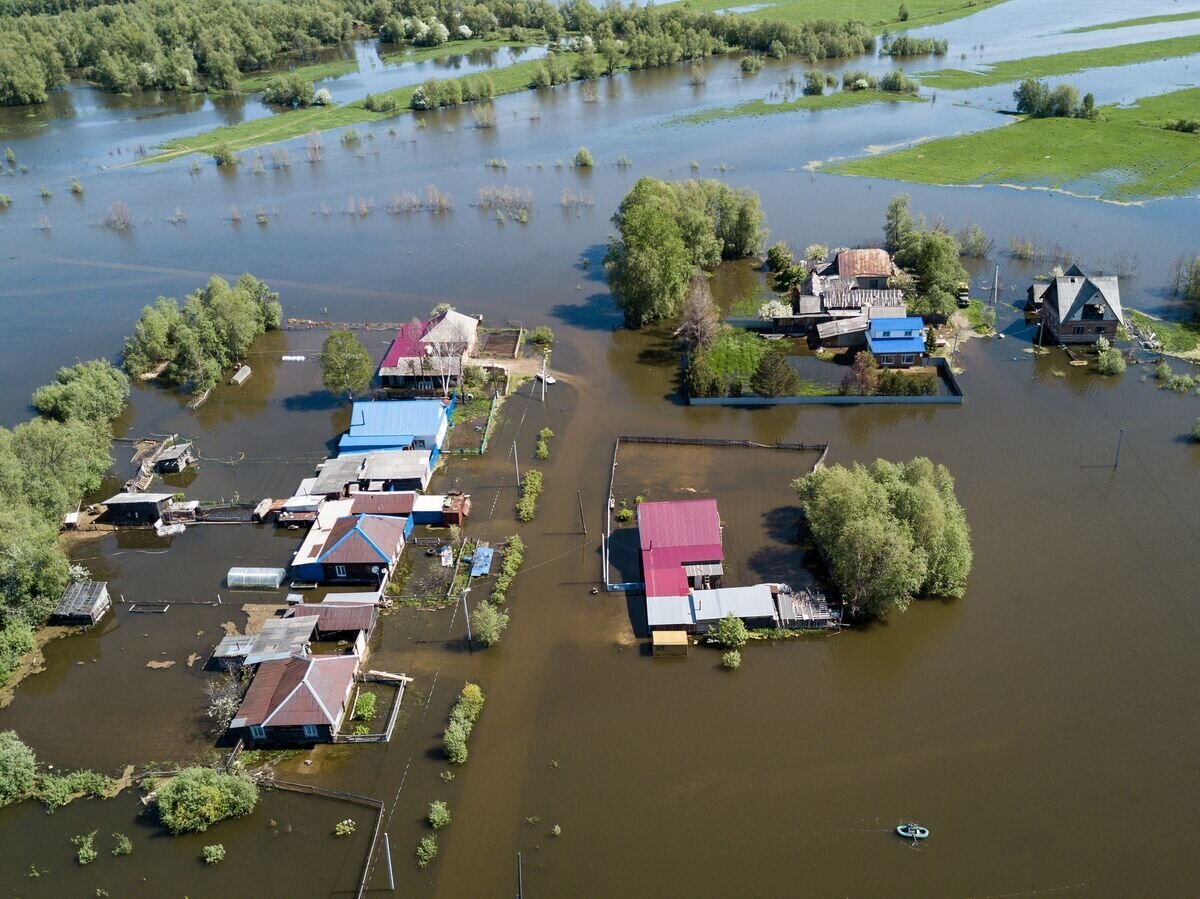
[3,4,1200,894]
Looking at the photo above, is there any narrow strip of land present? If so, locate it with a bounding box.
[916,34,1200,89]
[146,54,576,164]
[1067,10,1200,34]
[827,87,1200,201]
[662,0,1010,32]
[673,89,922,126]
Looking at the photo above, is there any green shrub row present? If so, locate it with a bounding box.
[442,683,485,764]
[516,469,543,521]
[490,535,525,604]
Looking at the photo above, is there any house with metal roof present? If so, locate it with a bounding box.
[337,399,452,458]
[638,500,725,602]
[155,442,195,473]
[866,316,926,368]
[646,584,780,633]
[290,602,377,641]
[1037,264,1124,345]
[101,492,175,525]
[51,581,111,626]
[290,513,409,585]
[230,653,360,744]
[378,310,480,390]
[243,617,318,666]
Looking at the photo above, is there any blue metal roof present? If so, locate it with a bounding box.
[346,401,447,438]
[867,334,926,355]
[470,546,494,577]
[867,316,924,337]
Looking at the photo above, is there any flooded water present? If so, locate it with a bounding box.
[3,1,1200,895]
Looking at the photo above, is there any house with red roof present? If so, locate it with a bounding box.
[378,310,479,390]
[290,513,409,585]
[231,653,360,744]
[638,499,725,602]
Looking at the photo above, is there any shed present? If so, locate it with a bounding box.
[51,581,111,626]
[290,602,377,639]
[651,630,688,657]
[156,442,195,473]
[102,492,173,526]
[244,617,318,665]
[230,365,252,385]
[209,634,256,670]
[227,567,287,590]
[357,450,433,492]
[691,585,779,632]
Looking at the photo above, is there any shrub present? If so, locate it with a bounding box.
[573,147,594,168]
[416,835,439,868]
[842,69,877,90]
[711,613,748,649]
[538,427,555,441]
[69,178,84,195]
[803,71,823,96]
[37,769,113,811]
[102,201,132,231]
[879,70,919,94]
[470,601,510,648]
[340,129,360,145]
[1191,418,1200,442]
[721,650,742,670]
[615,507,633,522]
[491,535,525,601]
[957,223,993,258]
[155,768,258,835]
[516,469,543,521]
[334,818,356,837]
[212,142,237,166]
[1095,337,1125,376]
[534,440,549,460]
[428,800,451,830]
[740,55,762,74]
[111,833,132,856]
[72,831,98,865]
[528,326,556,346]
[0,194,10,208]
[0,731,37,806]
[202,844,225,865]
[353,692,377,721]
[443,683,485,764]
[766,241,793,273]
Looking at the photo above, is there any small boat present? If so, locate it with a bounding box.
[896,823,929,840]
[536,372,557,385]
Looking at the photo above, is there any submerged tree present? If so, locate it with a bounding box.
[319,330,373,398]
[675,271,721,349]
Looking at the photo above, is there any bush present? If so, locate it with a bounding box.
[0,731,37,806]
[428,800,451,830]
[72,831,98,865]
[416,835,439,868]
[803,71,823,96]
[842,69,878,90]
[0,194,11,208]
[340,128,360,145]
[534,440,549,460]
[491,535,525,601]
[212,142,237,166]
[155,768,258,835]
[740,55,762,74]
[711,613,748,649]
[70,178,84,195]
[766,241,793,273]
[111,833,132,856]
[615,507,633,523]
[516,469,544,521]
[443,683,485,763]
[1191,418,1200,442]
[352,692,377,722]
[879,71,919,94]
[334,818,356,837]
[573,147,594,168]
[721,650,742,670]
[470,601,510,648]
[1095,337,1125,376]
[202,844,225,865]
[0,621,36,689]
[528,326,556,346]
[37,769,113,811]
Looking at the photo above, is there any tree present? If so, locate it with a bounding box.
[765,241,793,273]
[758,299,792,320]
[155,768,258,835]
[212,142,237,167]
[528,326,556,347]
[574,147,594,167]
[804,244,829,266]
[750,351,801,397]
[840,352,879,396]
[676,272,721,349]
[0,730,36,806]
[883,194,915,253]
[1095,336,1125,375]
[470,601,509,647]
[1013,78,1050,116]
[319,330,373,397]
[803,71,823,95]
[898,4,910,21]
[31,360,129,424]
[606,201,692,327]
[711,612,748,648]
[897,228,966,317]
[261,72,315,107]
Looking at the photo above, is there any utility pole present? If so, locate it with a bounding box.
[383,833,395,891]
[516,852,524,899]
[992,263,999,308]
[540,351,547,403]
[577,489,587,535]
[1114,428,1124,469]
[513,440,521,488]
[461,585,473,651]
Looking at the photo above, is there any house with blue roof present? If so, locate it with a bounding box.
[337,399,454,459]
[291,512,411,585]
[866,317,926,368]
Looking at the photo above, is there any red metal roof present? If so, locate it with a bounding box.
[318,515,406,566]
[291,603,377,634]
[235,654,359,728]
[835,248,894,279]
[350,493,416,516]
[637,500,723,599]
[380,320,432,369]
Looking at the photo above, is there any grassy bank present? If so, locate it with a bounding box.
[1067,11,1200,34]
[236,59,360,93]
[674,88,922,125]
[147,53,576,163]
[916,34,1200,89]
[828,88,1200,200]
[1129,310,1200,355]
[664,0,1009,32]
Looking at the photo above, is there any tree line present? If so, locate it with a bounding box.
[0,0,880,106]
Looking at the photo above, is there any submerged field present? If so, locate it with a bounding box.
[916,34,1200,89]
[1068,11,1200,34]
[663,0,1009,31]
[828,87,1200,200]
[674,87,922,126]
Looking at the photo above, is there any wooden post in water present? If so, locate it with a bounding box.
[577,489,587,535]
[383,832,395,891]
[513,441,521,489]
[516,851,524,899]
[1114,428,1124,469]
[992,263,999,308]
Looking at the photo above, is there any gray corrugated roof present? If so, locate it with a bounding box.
[691,585,778,623]
[103,492,174,505]
[244,617,318,665]
[1045,270,1124,326]
[54,581,109,617]
[646,595,695,628]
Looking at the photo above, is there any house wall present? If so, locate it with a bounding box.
[243,723,333,745]
[1047,313,1118,344]
[107,501,167,525]
[320,562,390,585]
[873,352,921,368]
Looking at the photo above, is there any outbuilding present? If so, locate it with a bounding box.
[51,581,111,626]
[155,442,195,473]
[101,492,174,526]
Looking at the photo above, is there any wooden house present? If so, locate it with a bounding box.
[291,514,408,585]
[155,442,195,473]
[1036,265,1124,344]
[230,653,360,744]
[101,492,173,525]
[51,581,111,626]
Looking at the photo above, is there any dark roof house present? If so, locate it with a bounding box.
[51,581,111,626]
[1038,264,1124,344]
[231,653,360,743]
[290,602,378,638]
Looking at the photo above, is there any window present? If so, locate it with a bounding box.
[334,565,347,578]
[302,724,319,739]
[413,439,426,449]
[1072,326,1085,335]
[1096,325,1105,333]
[249,725,265,740]
[901,354,914,365]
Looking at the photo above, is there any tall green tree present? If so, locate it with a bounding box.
[31,360,130,425]
[750,351,801,397]
[319,330,373,397]
[606,201,692,327]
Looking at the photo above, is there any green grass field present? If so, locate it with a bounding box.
[1067,10,1200,34]
[829,87,1200,200]
[236,59,360,93]
[146,53,576,164]
[1129,310,1200,354]
[673,87,922,125]
[1103,86,1200,127]
[665,0,1008,32]
[916,34,1200,89]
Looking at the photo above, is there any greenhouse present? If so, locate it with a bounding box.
[226,567,287,590]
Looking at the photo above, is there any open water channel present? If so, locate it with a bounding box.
[1,0,1200,894]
